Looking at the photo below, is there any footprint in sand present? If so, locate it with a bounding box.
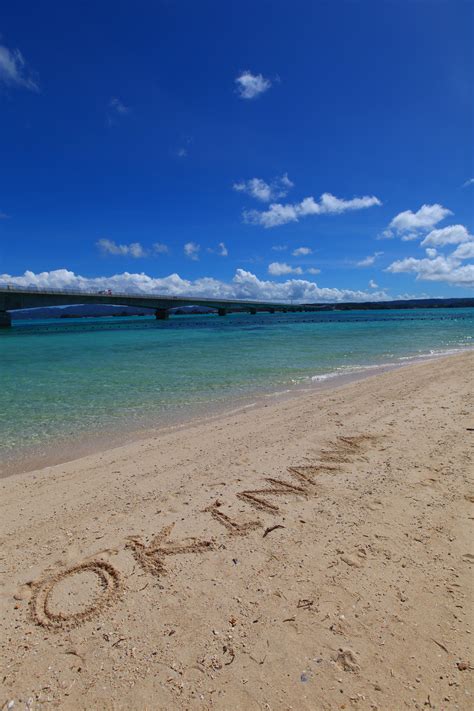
[366,499,384,512]
[340,548,367,568]
[461,553,474,564]
[333,648,360,672]
[340,555,362,568]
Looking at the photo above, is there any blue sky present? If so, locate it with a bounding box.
[1,0,473,302]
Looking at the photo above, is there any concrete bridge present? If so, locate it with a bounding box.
[0,286,313,327]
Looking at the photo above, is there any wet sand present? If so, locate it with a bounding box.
[0,352,473,710]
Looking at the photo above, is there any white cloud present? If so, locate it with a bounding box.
[357,256,375,267]
[421,224,472,247]
[268,262,303,276]
[272,245,287,252]
[356,251,383,267]
[233,174,293,202]
[307,267,321,275]
[97,239,146,258]
[292,246,312,256]
[382,203,452,240]
[0,44,39,91]
[208,242,228,257]
[386,255,474,287]
[452,241,474,260]
[462,178,474,188]
[153,242,169,254]
[184,242,200,260]
[316,193,381,214]
[234,178,271,202]
[109,97,129,115]
[369,279,378,289]
[0,268,390,303]
[356,252,383,267]
[235,70,271,99]
[245,192,381,228]
[246,203,299,229]
[385,221,474,287]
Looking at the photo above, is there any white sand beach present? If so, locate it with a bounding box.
[1,352,473,710]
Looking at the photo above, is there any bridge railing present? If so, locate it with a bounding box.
[0,283,116,296]
[0,283,285,306]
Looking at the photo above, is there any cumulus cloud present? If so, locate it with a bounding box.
[307,267,321,275]
[369,279,378,289]
[268,262,303,276]
[272,245,287,252]
[356,251,383,267]
[420,224,472,247]
[184,242,200,260]
[386,256,473,286]
[0,268,390,303]
[452,241,474,260]
[381,203,452,240]
[233,174,293,202]
[462,178,474,188]
[97,239,146,258]
[385,220,473,287]
[246,203,298,229]
[245,192,381,228]
[0,43,39,91]
[235,70,271,99]
[292,246,312,256]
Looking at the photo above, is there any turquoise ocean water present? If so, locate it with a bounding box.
[1,307,472,474]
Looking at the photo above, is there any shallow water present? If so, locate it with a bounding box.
[1,307,472,472]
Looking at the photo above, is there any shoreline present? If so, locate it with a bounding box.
[2,346,472,480]
[0,351,472,709]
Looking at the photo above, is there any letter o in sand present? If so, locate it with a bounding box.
[31,561,122,629]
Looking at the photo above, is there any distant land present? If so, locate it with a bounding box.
[306,297,474,311]
[10,297,474,320]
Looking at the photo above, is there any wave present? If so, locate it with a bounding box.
[307,345,473,384]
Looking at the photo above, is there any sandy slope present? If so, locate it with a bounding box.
[1,352,473,711]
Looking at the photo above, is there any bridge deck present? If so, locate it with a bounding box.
[0,286,310,326]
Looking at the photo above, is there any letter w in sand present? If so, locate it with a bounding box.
[237,467,318,514]
[126,524,214,577]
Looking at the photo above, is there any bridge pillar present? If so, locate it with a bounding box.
[155,309,169,320]
[217,308,227,317]
[0,311,11,328]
